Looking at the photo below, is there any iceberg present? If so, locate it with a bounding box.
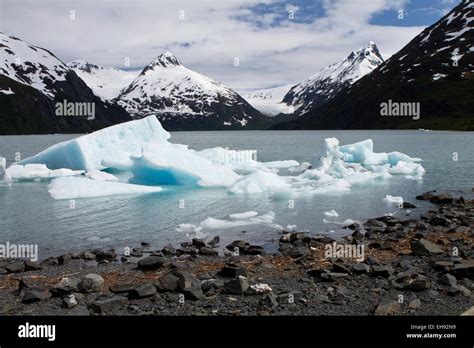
[48,177,162,200]
[324,210,340,218]
[19,116,171,170]
[18,116,239,188]
[229,170,292,194]
[4,164,84,181]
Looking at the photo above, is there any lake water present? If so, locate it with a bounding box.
[1,130,473,258]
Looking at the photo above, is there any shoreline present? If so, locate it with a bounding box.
[0,190,473,316]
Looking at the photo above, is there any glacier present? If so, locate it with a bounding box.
[9,115,425,200]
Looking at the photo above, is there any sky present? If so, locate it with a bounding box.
[0,0,461,92]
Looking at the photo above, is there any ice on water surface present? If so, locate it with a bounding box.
[4,116,425,199]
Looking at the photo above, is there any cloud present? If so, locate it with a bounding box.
[0,0,431,91]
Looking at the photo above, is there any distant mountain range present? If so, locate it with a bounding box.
[115,51,267,130]
[0,33,131,135]
[274,0,474,130]
[0,0,472,134]
[68,60,138,101]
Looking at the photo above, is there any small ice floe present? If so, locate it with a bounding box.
[5,164,84,181]
[383,195,404,206]
[0,88,14,95]
[250,283,273,294]
[286,224,297,231]
[177,211,280,234]
[324,210,340,218]
[48,177,162,200]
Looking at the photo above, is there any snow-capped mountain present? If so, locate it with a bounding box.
[0,33,70,99]
[68,60,138,100]
[116,51,266,130]
[282,41,384,115]
[243,84,295,116]
[0,32,131,134]
[275,0,474,130]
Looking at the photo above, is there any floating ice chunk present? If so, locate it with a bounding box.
[181,211,279,232]
[286,224,297,231]
[124,144,240,187]
[229,211,259,220]
[5,164,84,181]
[324,210,340,218]
[229,170,291,194]
[383,195,403,205]
[19,116,171,170]
[288,162,312,174]
[85,169,118,181]
[48,177,162,200]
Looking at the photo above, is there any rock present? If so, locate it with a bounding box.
[51,277,81,297]
[81,252,96,260]
[62,294,78,309]
[78,273,104,293]
[321,272,349,282]
[250,283,273,294]
[450,261,474,279]
[371,265,394,278]
[219,263,247,278]
[260,293,278,308]
[23,261,42,271]
[22,290,51,303]
[129,283,157,299]
[461,306,474,316]
[409,298,421,309]
[352,263,370,274]
[192,238,207,248]
[5,261,25,273]
[67,305,90,316]
[208,236,220,247]
[89,296,127,314]
[199,247,218,257]
[280,245,311,258]
[155,273,180,292]
[182,286,204,300]
[416,192,434,201]
[430,193,453,204]
[410,239,443,256]
[402,202,417,209]
[226,240,249,251]
[40,257,58,267]
[92,248,117,261]
[201,279,223,293]
[109,283,136,294]
[58,253,73,265]
[141,242,151,247]
[137,256,167,270]
[130,247,143,257]
[374,299,401,316]
[439,273,457,287]
[404,275,432,291]
[433,260,454,272]
[176,272,198,291]
[332,262,352,274]
[161,245,176,256]
[224,276,249,294]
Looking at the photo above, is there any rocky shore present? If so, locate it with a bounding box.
[0,191,473,316]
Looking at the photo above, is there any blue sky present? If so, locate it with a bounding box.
[0,0,462,91]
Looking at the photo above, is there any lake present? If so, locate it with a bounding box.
[1,130,473,258]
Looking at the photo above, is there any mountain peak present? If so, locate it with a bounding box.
[154,51,182,67]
